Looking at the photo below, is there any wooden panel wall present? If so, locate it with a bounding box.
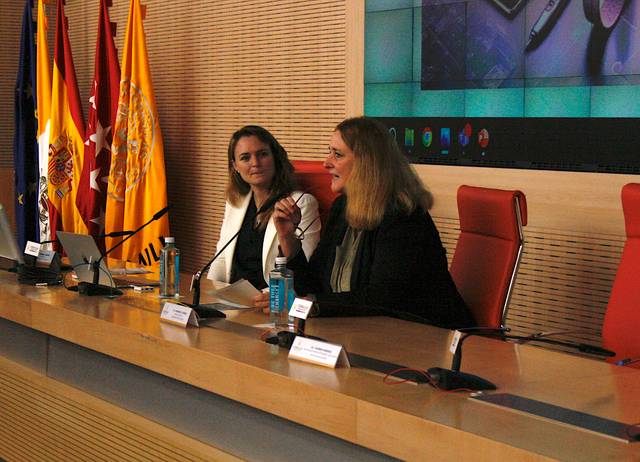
[0,0,22,168]
[0,356,239,461]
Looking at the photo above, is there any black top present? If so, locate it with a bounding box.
[288,195,476,329]
[230,199,268,290]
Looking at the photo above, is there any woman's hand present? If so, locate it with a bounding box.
[272,196,302,258]
[253,291,270,313]
[273,196,301,235]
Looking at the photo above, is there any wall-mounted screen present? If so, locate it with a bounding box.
[365,0,640,173]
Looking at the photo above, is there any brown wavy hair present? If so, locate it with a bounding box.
[226,126,296,227]
[336,117,433,230]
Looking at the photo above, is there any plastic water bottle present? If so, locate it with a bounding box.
[159,237,180,297]
[269,256,295,329]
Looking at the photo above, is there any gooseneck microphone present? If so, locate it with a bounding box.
[427,328,616,391]
[189,194,288,318]
[78,205,172,296]
[426,327,509,391]
[97,230,135,238]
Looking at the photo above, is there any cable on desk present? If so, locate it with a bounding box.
[383,367,477,393]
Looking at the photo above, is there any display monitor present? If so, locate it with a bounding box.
[365,0,640,173]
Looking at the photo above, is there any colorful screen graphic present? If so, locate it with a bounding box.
[365,0,640,172]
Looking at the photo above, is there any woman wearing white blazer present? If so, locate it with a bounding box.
[207,126,320,309]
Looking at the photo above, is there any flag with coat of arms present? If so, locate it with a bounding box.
[48,0,88,246]
[105,0,169,265]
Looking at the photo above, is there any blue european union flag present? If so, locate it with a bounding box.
[13,0,38,250]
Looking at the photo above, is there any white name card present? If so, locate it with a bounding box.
[36,249,56,267]
[450,330,463,354]
[24,241,41,257]
[288,336,350,368]
[25,241,56,267]
[288,297,313,320]
[160,302,199,328]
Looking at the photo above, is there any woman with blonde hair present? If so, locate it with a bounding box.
[273,117,474,329]
[208,125,320,310]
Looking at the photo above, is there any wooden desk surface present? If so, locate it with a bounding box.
[0,271,639,461]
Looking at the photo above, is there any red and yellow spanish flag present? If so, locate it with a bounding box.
[106,0,169,265]
[48,0,87,245]
[36,0,52,243]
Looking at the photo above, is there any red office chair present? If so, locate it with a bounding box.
[602,183,640,368]
[450,185,527,328]
[292,160,338,227]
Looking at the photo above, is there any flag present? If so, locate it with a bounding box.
[106,0,169,266]
[48,0,87,246]
[36,0,51,243]
[77,0,120,254]
[13,0,38,251]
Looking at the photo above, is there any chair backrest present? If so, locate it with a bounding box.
[450,185,527,328]
[602,183,640,367]
[292,160,338,227]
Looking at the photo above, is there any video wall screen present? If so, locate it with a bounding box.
[365,0,640,173]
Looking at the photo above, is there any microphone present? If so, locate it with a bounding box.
[97,230,134,238]
[153,205,171,221]
[189,194,287,318]
[427,328,616,391]
[78,205,172,296]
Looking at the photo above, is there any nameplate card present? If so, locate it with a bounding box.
[25,241,57,267]
[289,336,350,368]
[288,298,313,320]
[24,241,41,257]
[160,302,199,328]
[36,249,56,267]
[450,330,462,354]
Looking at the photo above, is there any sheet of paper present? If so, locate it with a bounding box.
[209,278,259,308]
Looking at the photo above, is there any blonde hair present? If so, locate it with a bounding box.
[337,117,433,230]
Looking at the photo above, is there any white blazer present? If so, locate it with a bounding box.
[207,191,321,284]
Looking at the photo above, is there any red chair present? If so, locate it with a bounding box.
[450,185,527,328]
[292,160,338,227]
[602,183,640,368]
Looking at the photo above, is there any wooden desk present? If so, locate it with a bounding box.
[0,271,639,461]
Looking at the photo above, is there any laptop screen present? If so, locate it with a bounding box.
[57,231,114,287]
[0,204,24,264]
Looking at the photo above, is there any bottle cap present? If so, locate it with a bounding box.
[275,256,287,265]
[164,237,175,244]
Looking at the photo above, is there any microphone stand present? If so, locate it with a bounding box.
[189,192,293,319]
[79,206,171,296]
[427,327,508,391]
[187,229,242,319]
[427,328,616,391]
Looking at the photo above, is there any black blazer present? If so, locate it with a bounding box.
[289,195,476,329]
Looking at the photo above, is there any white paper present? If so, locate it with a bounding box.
[110,267,152,275]
[210,278,259,308]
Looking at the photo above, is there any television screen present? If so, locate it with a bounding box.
[365,0,640,172]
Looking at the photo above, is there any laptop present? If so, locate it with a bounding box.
[0,204,24,265]
[57,231,130,288]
